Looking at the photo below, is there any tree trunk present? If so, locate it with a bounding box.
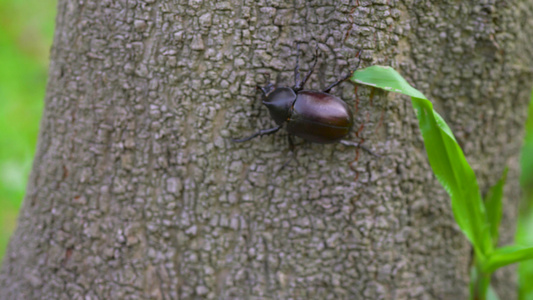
[1,0,532,299]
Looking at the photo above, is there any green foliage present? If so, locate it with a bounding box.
[517,90,533,300]
[520,90,533,193]
[485,168,508,246]
[352,66,492,258]
[517,210,533,300]
[0,0,56,261]
[351,66,533,300]
[485,245,533,273]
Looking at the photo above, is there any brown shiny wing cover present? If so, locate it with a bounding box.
[286,91,353,143]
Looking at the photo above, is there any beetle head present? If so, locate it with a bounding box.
[262,87,297,125]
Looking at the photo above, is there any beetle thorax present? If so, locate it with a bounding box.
[262,87,297,125]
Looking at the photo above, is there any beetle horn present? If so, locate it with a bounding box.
[257,72,276,96]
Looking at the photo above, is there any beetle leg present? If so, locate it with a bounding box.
[232,125,282,143]
[323,50,363,93]
[322,73,352,93]
[298,44,319,91]
[339,140,380,157]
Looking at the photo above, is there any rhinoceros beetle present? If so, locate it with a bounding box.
[233,43,372,155]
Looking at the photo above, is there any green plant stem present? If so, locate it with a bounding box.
[474,262,491,300]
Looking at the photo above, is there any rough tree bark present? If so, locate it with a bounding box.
[1,0,532,299]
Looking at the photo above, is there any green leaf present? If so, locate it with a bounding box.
[351,65,426,99]
[484,245,533,273]
[517,89,533,300]
[484,167,508,246]
[351,66,493,258]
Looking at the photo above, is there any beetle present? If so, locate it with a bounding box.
[233,43,372,155]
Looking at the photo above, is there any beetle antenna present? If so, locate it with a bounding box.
[294,42,302,89]
[298,43,319,91]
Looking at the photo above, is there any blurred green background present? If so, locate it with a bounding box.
[0,0,57,260]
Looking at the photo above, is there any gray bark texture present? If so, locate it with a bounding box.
[1,0,533,299]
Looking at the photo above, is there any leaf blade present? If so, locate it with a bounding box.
[484,245,533,273]
[351,66,493,257]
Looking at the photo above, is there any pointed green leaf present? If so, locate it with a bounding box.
[484,167,508,245]
[351,65,426,99]
[484,245,533,273]
[351,66,492,258]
